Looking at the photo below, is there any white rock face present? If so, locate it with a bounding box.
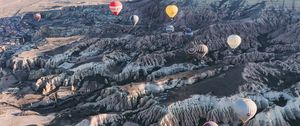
[247,98,300,126]
[10,56,39,72]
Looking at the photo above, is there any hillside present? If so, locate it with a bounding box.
[0,0,300,126]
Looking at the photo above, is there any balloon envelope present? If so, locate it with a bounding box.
[130,15,139,26]
[233,98,257,123]
[34,13,41,22]
[227,34,241,49]
[203,121,218,126]
[165,5,178,19]
[166,25,175,33]
[184,28,193,37]
[198,44,208,57]
[109,0,123,16]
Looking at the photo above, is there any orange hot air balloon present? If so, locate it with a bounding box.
[34,13,42,22]
[109,0,123,16]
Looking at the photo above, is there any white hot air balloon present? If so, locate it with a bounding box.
[232,98,257,123]
[227,34,241,49]
[202,121,218,126]
[130,15,139,27]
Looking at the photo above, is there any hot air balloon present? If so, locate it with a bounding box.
[130,15,139,27]
[227,34,242,49]
[109,0,123,16]
[166,25,175,33]
[232,98,257,123]
[198,44,208,57]
[165,5,178,19]
[184,28,193,37]
[186,42,208,57]
[203,121,218,126]
[34,13,42,22]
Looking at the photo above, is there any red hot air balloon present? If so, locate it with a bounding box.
[109,0,123,16]
[34,13,42,22]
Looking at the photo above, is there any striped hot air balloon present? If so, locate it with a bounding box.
[109,0,123,16]
[198,44,209,57]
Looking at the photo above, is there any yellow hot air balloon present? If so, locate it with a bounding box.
[227,34,242,49]
[165,5,178,19]
[232,98,257,123]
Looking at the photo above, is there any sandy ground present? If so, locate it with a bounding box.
[0,90,52,126]
[0,105,55,126]
[17,36,81,59]
[0,0,109,18]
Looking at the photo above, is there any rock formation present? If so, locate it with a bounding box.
[0,0,300,126]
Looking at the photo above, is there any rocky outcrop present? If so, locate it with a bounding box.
[1,0,300,126]
[247,98,300,126]
[34,74,66,94]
